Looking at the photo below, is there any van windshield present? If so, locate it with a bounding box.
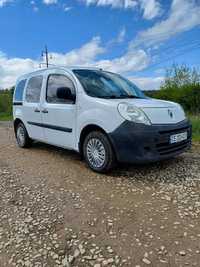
[73,69,146,99]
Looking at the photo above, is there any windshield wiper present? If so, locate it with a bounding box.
[121,95,142,99]
[97,95,119,99]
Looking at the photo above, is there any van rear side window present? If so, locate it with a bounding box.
[25,75,43,103]
[14,79,27,102]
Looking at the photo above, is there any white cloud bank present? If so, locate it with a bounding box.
[0,37,150,89]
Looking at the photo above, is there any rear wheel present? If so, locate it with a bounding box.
[83,131,115,173]
[16,123,32,148]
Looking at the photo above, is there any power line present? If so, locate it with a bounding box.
[142,43,200,72]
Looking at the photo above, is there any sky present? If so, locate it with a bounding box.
[0,0,200,90]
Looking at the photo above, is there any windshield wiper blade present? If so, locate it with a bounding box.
[119,95,142,99]
[98,95,119,99]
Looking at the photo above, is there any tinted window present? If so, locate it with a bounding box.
[46,74,75,104]
[25,75,43,103]
[14,79,27,102]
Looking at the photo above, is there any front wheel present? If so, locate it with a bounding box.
[16,123,32,148]
[83,131,115,173]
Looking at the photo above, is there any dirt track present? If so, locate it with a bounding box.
[0,122,200,267]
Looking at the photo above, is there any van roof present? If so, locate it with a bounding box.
[17,65,103,82]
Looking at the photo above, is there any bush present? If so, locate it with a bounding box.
[146,65,200,114]
[149,84,200,114]
[0,89,13,116]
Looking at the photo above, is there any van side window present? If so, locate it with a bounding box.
[46,74,75,104]
[25,75,43,103]
[14,79,27,102]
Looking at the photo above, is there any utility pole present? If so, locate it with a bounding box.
[41,45,49,68]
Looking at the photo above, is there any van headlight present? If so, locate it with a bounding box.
[118,103,151,125]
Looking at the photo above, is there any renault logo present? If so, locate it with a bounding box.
[168,109,173,119]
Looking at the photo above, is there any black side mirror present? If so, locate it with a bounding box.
[56,87,75,102]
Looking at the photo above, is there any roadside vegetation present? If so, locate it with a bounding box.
[146,64,200,141]
[189,115,200,142]
[0,65,200,140]
[0,88,13,121]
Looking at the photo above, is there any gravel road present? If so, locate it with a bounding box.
[0,122,200,267]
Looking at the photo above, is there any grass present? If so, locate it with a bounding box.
[0,112,200,142]
[0,112,12,121]
[188,114,200,142]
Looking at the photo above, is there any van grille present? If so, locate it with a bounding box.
[156,140,190,156]
[156,124,192,156]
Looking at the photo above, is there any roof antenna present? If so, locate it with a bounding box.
[41,45,51,68]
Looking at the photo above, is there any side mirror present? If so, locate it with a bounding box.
[56,87,75,102]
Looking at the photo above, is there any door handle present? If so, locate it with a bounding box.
[42,109,48,114]
[34,108,40,113]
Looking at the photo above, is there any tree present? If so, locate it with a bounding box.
[161,64,200,90]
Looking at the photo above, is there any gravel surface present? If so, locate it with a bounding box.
[0,122,200,267]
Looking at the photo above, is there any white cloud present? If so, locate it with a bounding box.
[80,0,161,19]
[95,49,149,73]
[30,0,39,11]
[132,0,200,47]
[107,27,126,47]
[0,0,12,7]
[0,54,38,89]
[50,37,105,65]
[43,0,57,5]
[64,6,72,12]
[116,27,126,43]
[139,0,162,20]
[82,0,137,9]
[129,76,164,90]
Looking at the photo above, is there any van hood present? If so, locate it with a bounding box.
[127,98,175,108]
[125,98,186,124]
[101,97,186,125]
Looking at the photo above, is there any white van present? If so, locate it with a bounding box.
[13,67,192,173]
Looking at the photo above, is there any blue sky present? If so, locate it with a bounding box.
[0,0,200,89]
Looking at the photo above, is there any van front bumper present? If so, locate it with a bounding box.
[109,120,192,164]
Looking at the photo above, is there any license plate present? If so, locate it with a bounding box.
[170,132,188,144]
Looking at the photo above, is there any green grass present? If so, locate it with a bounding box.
[189,114,200,142]
[0,112,12,121]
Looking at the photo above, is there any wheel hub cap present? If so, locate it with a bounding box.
[17,126,25,146]
[87,138,106,168]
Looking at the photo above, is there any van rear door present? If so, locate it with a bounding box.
[23,75,45,141]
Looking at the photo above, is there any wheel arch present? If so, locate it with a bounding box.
[78,124,114,156]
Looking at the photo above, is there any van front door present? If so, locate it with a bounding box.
[41,73,77,149]
[23,75,45,141]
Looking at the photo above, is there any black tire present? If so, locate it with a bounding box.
[15,122,32,148]
[83,131,115,173]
